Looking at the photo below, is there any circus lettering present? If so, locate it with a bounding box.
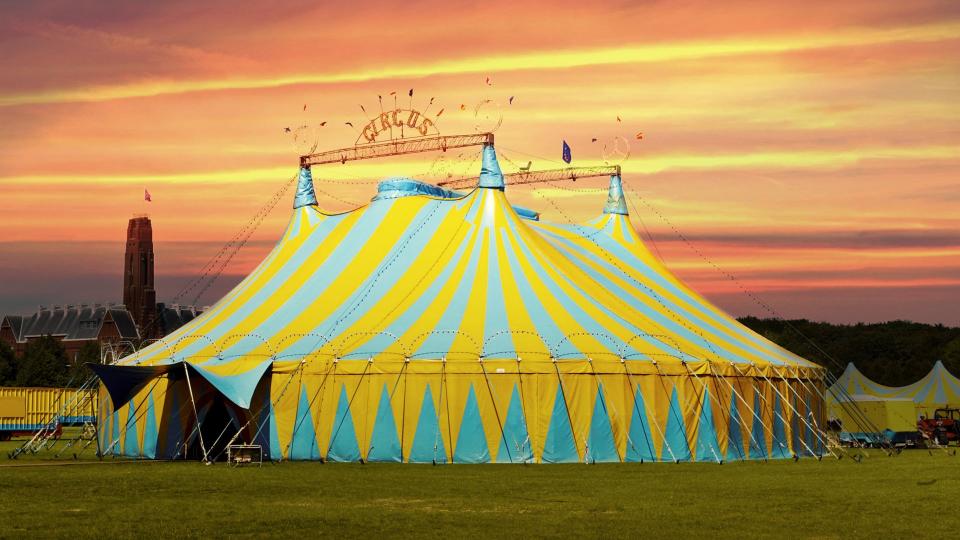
[360,108,439,143]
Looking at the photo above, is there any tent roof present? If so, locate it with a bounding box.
[111,145,821,408]
[829,361,960,406]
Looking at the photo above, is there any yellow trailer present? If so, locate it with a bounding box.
[0,387,98,440]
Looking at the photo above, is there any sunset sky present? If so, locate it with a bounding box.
[0,1,957,325]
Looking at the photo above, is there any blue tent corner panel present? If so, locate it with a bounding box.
[88,363,172,411]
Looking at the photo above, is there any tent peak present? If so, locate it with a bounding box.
[477,144,505,190]
[293,165,318,209]
[603,174,628,215]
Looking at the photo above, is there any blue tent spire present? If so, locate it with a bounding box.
[293,165,318,209]
[603,175,628,215]
[478,144,505,190]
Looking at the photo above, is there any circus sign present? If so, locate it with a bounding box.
[358,108,439,144]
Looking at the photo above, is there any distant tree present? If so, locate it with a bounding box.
[67,341,99,388]
[942,337,960,377]
[0,341,15,385]
[16,336,69,387]
[737,318,960,387]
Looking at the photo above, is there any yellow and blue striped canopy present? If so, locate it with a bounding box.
[97,144,827,463]
[116,146,819,403]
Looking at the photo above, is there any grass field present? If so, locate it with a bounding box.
[1,439,957,538]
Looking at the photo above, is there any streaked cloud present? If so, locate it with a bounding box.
[2,20,959,106]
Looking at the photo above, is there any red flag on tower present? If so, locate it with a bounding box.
[144,188,152,202]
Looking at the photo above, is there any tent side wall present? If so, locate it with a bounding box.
[97,360,825,463]
[99,374,236,459]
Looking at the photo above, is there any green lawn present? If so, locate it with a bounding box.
[0,441,957,538]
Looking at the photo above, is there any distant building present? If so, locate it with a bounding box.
[123,216,157,338]
[0,304,139,361]
[0,215,202,361]
[155,303,201,336]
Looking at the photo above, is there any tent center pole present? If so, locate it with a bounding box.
[183,363,209,463]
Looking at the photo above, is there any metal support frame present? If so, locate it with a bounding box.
[300,133,494,167]
[437,165,622,189]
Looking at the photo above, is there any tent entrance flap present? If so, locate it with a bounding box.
[185,397,244,461]
[88,363,173,411]
[187,360,273,410]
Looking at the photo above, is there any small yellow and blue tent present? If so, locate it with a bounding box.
[829,361,960,419]
[93,144,827,463]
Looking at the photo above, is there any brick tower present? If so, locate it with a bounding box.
[123,216,157,338]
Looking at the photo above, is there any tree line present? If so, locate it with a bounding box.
[1,319,957,388]
[738,317,960,386]
[0,337,94,388]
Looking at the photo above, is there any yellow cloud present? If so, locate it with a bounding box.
[3,21,959,106]
[3,145,956,186]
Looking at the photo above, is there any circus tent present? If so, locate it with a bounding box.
[829,361,960,419]
[92,143,827,463]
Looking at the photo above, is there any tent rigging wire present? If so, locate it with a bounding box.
[440,358,452,464]
[180,173,297,307]
[190,175,297,306]
[619,181,887,442]
[182,363,209,462]
[821,370,891,448]
[513,356,531,462]
[523,173,751,462]
[325,360,372,461]
[680,362,723,463]
[650,360,694,462]
[741,363,817,459]
[479,357,512,464]
[751,363,827,459]
[525,178,752,456]
[282,360,336,460]
[228,359,310,462]
[715,370,770,463]
[776,365,844,458]
[497,144,854,403]
[127,173,298,345]
[702,361,749,462]
[306,195,446,356]
[400,360,409,459]
[506,148,883,449]
[579,356,624,463]
[329,199,473,357]
[620,363,659,462]
[529,179,736,373]
[101,377,162,458]
[677,354,748,463]
[772,366,833,455]
[11,374,101,458]
[733,362,824,460]
[550,358,581,462]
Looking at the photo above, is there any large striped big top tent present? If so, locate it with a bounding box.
[93,143,827,463]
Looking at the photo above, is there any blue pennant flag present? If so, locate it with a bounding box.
[562,140,572,164]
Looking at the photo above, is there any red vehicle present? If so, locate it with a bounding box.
[918,408,960,446]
